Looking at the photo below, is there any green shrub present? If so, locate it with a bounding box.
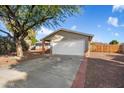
[109,40,119,45]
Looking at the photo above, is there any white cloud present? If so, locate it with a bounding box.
[107,16,124,27]
[112,5,124,12]
[107,17,119,27]
[36,26,53,40]
[40,26,53,35]
[97,24,101,28]
[111,32,119,37]
[114,32,119,36]
[92,36,105,43]
[71,25,77,30]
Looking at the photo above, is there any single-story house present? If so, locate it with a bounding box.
[41,28,93,56]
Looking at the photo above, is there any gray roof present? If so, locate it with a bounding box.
[41,28,94,40]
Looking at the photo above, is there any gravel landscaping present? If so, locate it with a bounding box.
[85,52,124,88]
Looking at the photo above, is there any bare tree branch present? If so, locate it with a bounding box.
[14,5,21,14]
[0,29,13,38]
[5,6,22,29]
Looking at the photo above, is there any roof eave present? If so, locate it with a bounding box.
[40,28,94,41]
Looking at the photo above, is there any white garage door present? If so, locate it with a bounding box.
[52,39,86,56]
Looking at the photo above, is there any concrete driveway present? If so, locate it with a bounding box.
[5,55,83,88]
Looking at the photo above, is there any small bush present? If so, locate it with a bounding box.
[109,40,119,45]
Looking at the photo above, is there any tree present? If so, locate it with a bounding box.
[24,29,38,46]
[0,5,81,57]
[0,36,16,54]
[109,40,119,45]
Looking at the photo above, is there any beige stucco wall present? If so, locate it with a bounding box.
[50,31,89,49]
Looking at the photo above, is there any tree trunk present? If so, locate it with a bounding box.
[16,39,24,58]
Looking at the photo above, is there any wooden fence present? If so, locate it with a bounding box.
[121,44,124,53]
[90,44,123,53]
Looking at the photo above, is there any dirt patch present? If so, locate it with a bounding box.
[85,52,124,88]
[0,56,18,68]
[0,51,43,68]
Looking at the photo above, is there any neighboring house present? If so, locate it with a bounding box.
[29,42,42,50]
[29,41,50,52]
[41,28,93,56]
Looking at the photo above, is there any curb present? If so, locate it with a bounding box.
[71,56,88,88]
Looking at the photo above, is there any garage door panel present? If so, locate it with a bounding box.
[52,39,85,56]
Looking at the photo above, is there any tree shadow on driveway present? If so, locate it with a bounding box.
[5,55,82,88]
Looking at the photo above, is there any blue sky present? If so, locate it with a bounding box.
[37,5,124,43]
[1,5,124,43]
